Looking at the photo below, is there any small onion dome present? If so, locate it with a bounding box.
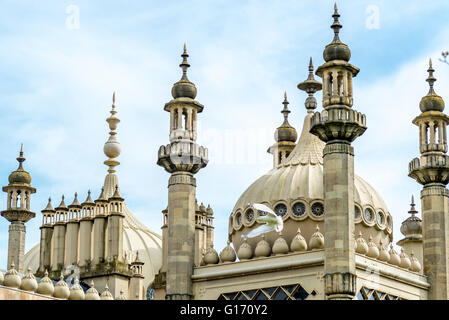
[274,93,298,143]
[116,289,127,300]
[366,235,380,259]
[8,145,32,185]
[399,249,411,269]
[53,274,70,299]
[37,270,54,296]
[388,245,401,266]
[171,44,197,99]
[377,241,390,262]
[409,252,422,272]
[400,196,422,238]
[203,246,219,265]
[237,237,253,260]
[219,240,236,263]
[0,268,4,285]
[272,232,289,255]
[355,232,368,255]
[309,226,324,250]
[100,284,114,300]
[20,267,38,292]
[85,280,100,300]
[323,4,351,62]
[199,202,206,212]
[69,279,85,300]
[254,235,271,258]
[290,228,307,252]
[419,59,445,112]
[206,204,214,216]
[3,263,21,288]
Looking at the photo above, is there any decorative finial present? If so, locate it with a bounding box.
[331,2,342,43]
[281,92,291,124]
[104,93,121,174]
[409,195,418,216]
[180,43,190,81]
[426,59,436,95]
[298,57,322,112]
[16,144,25,170]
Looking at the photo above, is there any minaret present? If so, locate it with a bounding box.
[409,60,449,299]
[267,92,298,167]
[157,44,208,300]
[1,145,36,273]
[397,196,423,269]
[38,198,54,275]
[309,4,366,300]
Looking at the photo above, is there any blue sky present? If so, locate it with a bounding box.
[0,0,449,270]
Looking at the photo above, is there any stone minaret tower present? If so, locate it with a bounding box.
[1,146,36,273]
[409,60,449,300]
[157,44,208,300]
[309,4,367,300]
[267,92,298,167]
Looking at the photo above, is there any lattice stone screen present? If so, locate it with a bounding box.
[357,287,404,300]
[217,284,316,300]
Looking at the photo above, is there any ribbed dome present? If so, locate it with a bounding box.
[23,173,162,291]
[230,112,393,251]
[8,147,31,185]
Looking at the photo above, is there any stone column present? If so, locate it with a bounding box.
[92,215,107,265]
[7,221,26,273]
[65,220,79,267]
[52,222,66,272]
[323,142,356,299]
[107,211,124,261]
[38,224,53,273]
[421,184,449,299]
[79,217,93,267]
[166,172,196,300]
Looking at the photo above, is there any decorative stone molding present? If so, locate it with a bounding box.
[323,143,354,156]
[324,272,356,298]
[168,173,196,187]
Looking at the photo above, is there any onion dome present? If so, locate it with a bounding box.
[400,196,422,238]
[171,44,197,99]
[297,58,322,112]
[366,235,379,259]
[37,270,54,296]
[20,267,38,292]
[355,232,368,255]
[219,240,236,263]
[274,92,298,143]
[254,234,271,257]
[409,252,422,272]
[399,249,411,269]
[203,246,219,265]
[0,268,4,285]
[8,145,32,185]
[85,280,100,300]
[388,245,401,266]
[309,226,324,250]
[377,240,390,262]
[3,263,21,288]
[419,59,445,112]
[206,204,214,216]
[272,232,289,255]
[53,274,70,299]
[100,284,114,300]
[323,4,351,62]
[116,289,127,300]
[290,228,308,252]
[237,237,253,260]
[199,202,206,212]
[69,279,85,300]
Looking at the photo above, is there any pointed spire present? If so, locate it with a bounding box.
[56,195,68,210]
[69,192,81,208]
[281,91,291,125]
[42,197,54,212]
[95,187,108,202]
[298,57,322,112]
[426,59,436,95]
[110,184,124,201]
[82,190,95,206]
[16,143,25,170]
[331,3,342,43]
[409,195,418,216]
[180,42,191,81]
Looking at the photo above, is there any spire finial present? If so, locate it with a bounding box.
[426,59,436,95]
[104,93,121,174]
[180,43,190,80]
[281,92,291,124]
[409,195,418,216]
[331,2,342,43]
[298,57,322,112]
[16,143,25,169]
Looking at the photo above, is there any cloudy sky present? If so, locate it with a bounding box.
[0,0,449,270]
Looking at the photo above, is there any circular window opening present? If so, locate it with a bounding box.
[275,204,287,217]
[377,211,385,226]
[235,212,242,226]
[364,208,374,223]
[245,209,254,223]
[355,206,361,219]
[292,202,306,217]
[311,203,324,217]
